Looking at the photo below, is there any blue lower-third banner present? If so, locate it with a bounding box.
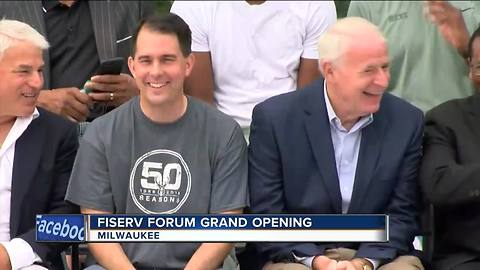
[37,214,388,243]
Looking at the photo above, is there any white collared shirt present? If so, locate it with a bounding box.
[0,108,42,269]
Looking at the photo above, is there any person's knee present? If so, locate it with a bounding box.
[379,255,424,270]
[262,261,310,270]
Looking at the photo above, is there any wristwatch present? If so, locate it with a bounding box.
[362,262,373,270]
[354,258,373,270]
[363,263,373,270]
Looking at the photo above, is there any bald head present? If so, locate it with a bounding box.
[317,17,386,70]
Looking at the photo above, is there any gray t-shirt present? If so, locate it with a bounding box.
[66,96,248,269]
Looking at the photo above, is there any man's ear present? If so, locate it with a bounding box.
[320,60,335,81]
[185,53,195,77]
[128,56,136,78]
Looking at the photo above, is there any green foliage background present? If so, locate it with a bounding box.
[335,0,351,18]
[155,1,173,14]
[155,1,351,18]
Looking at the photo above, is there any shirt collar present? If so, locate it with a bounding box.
[324,82,338,123]
[42,0,82,12]
[15,107,40,125]
[0,108,40,156]
[32,107,40,120]
[11,108,39,122]
[323,82,373,132]
[42,0,62,12]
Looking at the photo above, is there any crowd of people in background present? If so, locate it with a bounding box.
[0,1,479,269]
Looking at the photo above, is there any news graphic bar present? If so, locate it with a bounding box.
[36,214,85,242]
[87,215,387,243]
[35,214,387,243]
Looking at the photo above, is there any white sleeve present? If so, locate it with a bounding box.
[1,238,41,269]
[292,253,315,268]
[366,258,380,270]
[170,1,211,52]
[302,1,337,59]
[292,253,379,269]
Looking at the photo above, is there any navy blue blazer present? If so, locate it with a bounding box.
[247,79,424,264]
[10,108,78,268]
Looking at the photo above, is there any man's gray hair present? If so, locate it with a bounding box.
[0,19,49,60]
[317,17,385,69]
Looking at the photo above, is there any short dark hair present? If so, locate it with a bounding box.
[131,13,192,57]
[468,25,480,59]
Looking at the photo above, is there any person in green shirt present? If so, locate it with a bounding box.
[348,1,480,112]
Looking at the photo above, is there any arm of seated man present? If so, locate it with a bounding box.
[297,58,321,90]
[37,87,91,122]
[183,52,215,105]
[184,208,243,270]
[81,207,135,270]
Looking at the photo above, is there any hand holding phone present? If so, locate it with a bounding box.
[95,57,124,75]
[83,74,138,107]
[81,57,124,93]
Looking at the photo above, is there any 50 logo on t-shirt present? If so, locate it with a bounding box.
[129,150,192,214]
[141,162,182,193]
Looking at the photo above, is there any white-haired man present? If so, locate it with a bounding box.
[0,19,78,269]
[245,17,424,270]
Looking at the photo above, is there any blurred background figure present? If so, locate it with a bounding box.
[171,0,336,140]
[348,1,480,112]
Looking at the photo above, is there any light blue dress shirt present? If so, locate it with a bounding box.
[323,84,373,214]
[294,84,377,269]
